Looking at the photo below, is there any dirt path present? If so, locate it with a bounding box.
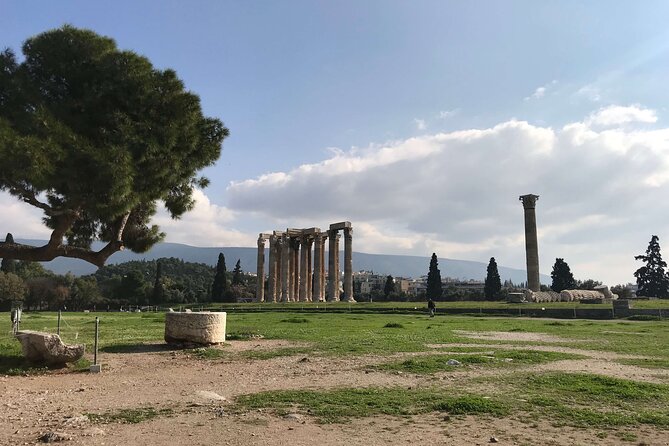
[1,337,667,445]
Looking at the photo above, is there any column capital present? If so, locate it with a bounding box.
[519,194,539,209]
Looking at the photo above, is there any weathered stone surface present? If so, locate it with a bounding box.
[523,290,561,302]
[164,312,226,345]
[15,330,85,365]
[560,289,604,301]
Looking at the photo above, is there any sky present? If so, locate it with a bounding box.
[2,1,669,284]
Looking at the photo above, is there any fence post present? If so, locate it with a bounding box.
[90,316,102,373]
[57,310,61,336]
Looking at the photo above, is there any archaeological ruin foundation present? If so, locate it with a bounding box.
[256,221,355,303]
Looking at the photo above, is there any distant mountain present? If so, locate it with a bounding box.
[14,239,548,284]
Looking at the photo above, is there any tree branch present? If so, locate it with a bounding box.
[0,211,130,268]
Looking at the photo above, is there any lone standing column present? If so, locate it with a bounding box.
[256,235,266,302]
[519,194,541,292]
[327,229,338,301]
[343,227,354,302]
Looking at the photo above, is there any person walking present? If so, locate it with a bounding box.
[427,299,436,317]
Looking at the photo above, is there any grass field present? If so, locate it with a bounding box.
[2,310,668,371]
[1,310,668,439]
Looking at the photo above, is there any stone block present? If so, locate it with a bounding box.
[164,312,227,345]
[15,330,85,366]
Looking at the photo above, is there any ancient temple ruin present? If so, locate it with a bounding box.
[256,221,354,303]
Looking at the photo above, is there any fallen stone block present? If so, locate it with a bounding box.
[15,331,85,366]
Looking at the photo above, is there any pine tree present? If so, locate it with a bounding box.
[152,260,165,304]
[383,275,395,297]
[634,235,669,298]
[484,257,502,299]
[426,253,443,300]
[1,233,16,273]
[211,253,229,302]
[232,259,243,286]
[550,258,576,292]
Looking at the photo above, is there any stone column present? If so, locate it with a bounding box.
[520,194,541,292]
[256,235,265,302]
[268,235,278,302]
[281,234,290,301]
[292,239,300,300]
[343,227,354,302]
[299,235,309,301]
[320,233,327,301]
[313,233,323,302]
[327,229,338,301]
[306,237,314,301]
[287,237,294,301]
[334,233,341,301]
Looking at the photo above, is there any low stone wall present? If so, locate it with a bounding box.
[164,312,227,345]
[15,330,85,365]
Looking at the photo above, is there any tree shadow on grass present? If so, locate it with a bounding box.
[100,342,186,354]
[0,353,56,375]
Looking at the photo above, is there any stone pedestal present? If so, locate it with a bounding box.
[164,312,227,345]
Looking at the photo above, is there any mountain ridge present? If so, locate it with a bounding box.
[14,239,548,284]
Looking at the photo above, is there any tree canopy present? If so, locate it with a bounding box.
[0,26,228,267]
[426,253,442,300]
[634,235,669,298]
[484,257,502,299]
[550,258,576,292]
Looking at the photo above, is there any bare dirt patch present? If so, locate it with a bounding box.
[1,338,668,445]
[452,330,586,343]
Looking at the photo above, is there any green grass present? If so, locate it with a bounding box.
[373,350,585,374]
[233,372,669,428]
[2,311,668,373]
[188,347,229,360]
[86,407,173,424]
[498,372,669,428]
[233,387,509,423]
[617,358,669,369]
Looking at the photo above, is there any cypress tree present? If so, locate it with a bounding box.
[383,275,395,297]
[1,233,16,273]
[426,253,443,300]
[550,258,576,292]
[232,259,243,285]
[484,257,502,299]
[634,235,669,298]
[211,253,229,302]
[152,260,165,304]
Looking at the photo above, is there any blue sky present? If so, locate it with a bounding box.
[3,1,669,284]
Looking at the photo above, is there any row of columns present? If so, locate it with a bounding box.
[256,222,354,303]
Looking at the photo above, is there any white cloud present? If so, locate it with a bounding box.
[524,80,557,101]
[414,118,427,130]
[0,193,53,240]
[152,189,254,247]
[227,105,669,284]
[585,104,657,127]
[575,84,602,102]
[438,109,459,119]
